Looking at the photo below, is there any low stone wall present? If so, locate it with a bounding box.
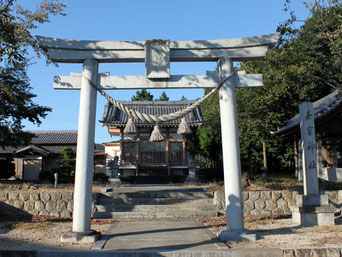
[0,190,77,217]
[215,190,342,215]
[1,188,342,218]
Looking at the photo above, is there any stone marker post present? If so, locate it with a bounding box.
[107,156,121,185]
[185,155,199,183]
[299,102,319,195]
[290,102,336,226]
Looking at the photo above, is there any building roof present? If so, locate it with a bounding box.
[29,130,78,144]
[273,91,342,136]
[0,130,77,155]
[100,100,204,127]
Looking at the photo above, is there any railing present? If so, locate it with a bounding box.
[170,151,182,164]
[122,153,137,164]
[141,151,165,164]
[121,150,184,165]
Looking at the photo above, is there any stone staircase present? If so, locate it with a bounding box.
[93,186,218,220]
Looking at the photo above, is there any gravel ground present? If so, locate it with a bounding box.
[0,218,112,250]
[202,214,342,249]
[1,215,342,250]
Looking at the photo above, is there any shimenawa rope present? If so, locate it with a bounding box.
[84,72,234,141]
[84,72,234,123]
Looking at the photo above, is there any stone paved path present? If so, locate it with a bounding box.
[95,220,227,251]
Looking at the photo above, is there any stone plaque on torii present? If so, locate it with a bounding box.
[37,33,278,242]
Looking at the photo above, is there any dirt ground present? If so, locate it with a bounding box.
[1,214,342,250]
[0,216,113,250]
[202,214,342,249]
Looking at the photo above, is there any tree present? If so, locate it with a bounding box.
[0,0,66,147]
[180,96,188,101]
[197,89,222,167]
[131,89,154,101]
[195,2,339,174]
[235,2,340,173]
[95,143,104,150]
[156,91,169,101]
[281,0,342,92]
[0,158,14,179]
[56,147,75,178]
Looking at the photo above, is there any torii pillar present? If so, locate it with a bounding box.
[219,58,256,241]
[61,59,101,242]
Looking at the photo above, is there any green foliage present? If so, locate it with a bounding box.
[0,0,66,148]
[156,91,169,101]
[38,170,54,182]
[0,158,14,179]
[250,174,302,190]
[281,0,342,92]
[196,89,222,168]
[95,143,104,150]
[180,96,188,101]
[132,90,171,101]
[131,89,154,101]
[195,2,340,174]
[235,2,340,172]
[56,147,75,178]
[93,172,108,182]
[318,178,342,190]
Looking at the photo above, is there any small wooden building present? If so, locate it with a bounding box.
[100,100,203,179]
[0,130,77,181]
[273,91,342,180]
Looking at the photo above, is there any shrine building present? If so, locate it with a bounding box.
[100,100,203,181]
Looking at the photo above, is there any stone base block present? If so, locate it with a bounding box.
[291,206,336,226]
[61,230,100,243]
[219,229,257,242]
[296,194,328,207]
[101,188,113,193]
[108,178,121,186]
[185,175,199,183]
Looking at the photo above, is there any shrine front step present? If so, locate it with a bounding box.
[93,188,217,220]
[95,203,217,212]
[97,197,214,205]
[93,210,217,219]
[99,191,213,199]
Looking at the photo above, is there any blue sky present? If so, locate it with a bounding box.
[23,0,310,143]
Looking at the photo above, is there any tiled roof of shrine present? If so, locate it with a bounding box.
[100,100,204,127]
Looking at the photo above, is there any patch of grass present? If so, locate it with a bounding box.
[2,221,54,231]
[244,214,290,223]
[2,222,16,230]
[319,179,342,190]
[250,174,302,191]
[206,182,224,192]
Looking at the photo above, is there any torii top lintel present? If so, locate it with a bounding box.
[36,33,278,64]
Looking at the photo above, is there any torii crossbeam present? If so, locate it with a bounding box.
[37,33,278,242]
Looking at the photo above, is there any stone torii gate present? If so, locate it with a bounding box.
[37,34,278,242]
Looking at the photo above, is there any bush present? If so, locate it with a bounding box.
[38,170,54,183]
[0,158,15,179]
[319,179,342,190]
[57,147,75,177]
[197,168,223,182]
[93,173,108,183]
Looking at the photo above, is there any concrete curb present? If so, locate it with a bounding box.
[92,222,118,250]
[0,248,341,257]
